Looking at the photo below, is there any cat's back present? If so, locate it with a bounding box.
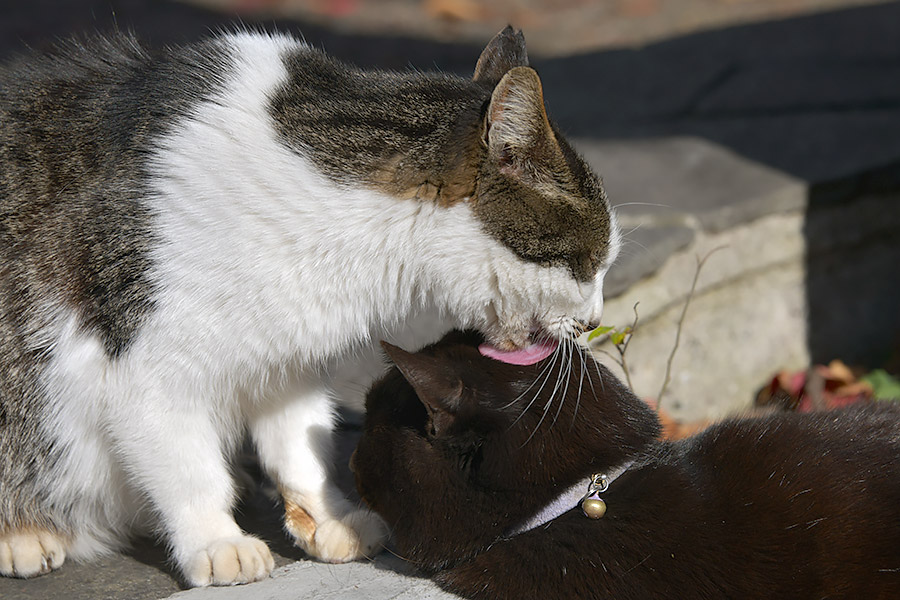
[0,34,234,190]
[0,35,241,360]
[688,402,900,476]
[683,402,900,517]
[557,404,899,599]
[679,403,900,595]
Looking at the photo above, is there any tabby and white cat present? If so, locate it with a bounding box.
[0,27,618,585]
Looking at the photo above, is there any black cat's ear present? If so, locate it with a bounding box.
[484,66,562,178]
[381,341,463,436]
[473,26,529,84]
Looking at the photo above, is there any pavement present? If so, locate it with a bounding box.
[2,0,899,598]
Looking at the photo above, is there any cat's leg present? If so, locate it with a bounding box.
[106,396,274,587]
[0,529,66,578]
[249,386,387,562]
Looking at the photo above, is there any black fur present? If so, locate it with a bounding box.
[353,332,900,599]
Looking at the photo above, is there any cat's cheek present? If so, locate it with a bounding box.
[551,273,607,334]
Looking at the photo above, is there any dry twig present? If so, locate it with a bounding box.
[656,246,725,412]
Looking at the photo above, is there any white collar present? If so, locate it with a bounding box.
[506,459,634,538]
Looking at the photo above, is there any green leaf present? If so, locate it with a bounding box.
[861,369,900,401]
[587,325,614,342]
[610,331,626,345]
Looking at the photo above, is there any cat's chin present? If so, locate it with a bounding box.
[483,317,588,351]
[541,316,594,341]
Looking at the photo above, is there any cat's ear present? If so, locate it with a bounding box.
[381,342,463,436]
[484,66,562,179]
[473,26,529,84]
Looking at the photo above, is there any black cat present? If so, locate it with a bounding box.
[352,331,900,599]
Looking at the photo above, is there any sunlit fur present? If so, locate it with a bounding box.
[0,30,617,585]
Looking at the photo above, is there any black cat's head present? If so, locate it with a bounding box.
[351,330,659,570]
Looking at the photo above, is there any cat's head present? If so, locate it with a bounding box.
[351,331,658,569]
[420,28,619,350]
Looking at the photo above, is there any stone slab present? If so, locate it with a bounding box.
[0,549,182,600]
[604,224,695,298]
[595,190,900,420]
[165,557,456,600]
[575,137,807,233]
[597,256,811,422]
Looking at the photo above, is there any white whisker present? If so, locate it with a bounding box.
[571,341,588,430]
[621,237,653,256]
[612,201,672,209]
[502,352,556,410]
[592,350,607,395]
[550,338,574,429]
[511,342,561,429]
[619,223,644,238]
[523,338,569,445]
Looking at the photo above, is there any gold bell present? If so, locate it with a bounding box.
[582,497,607,519]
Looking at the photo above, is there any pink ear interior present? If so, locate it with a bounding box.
[478,339,558,365]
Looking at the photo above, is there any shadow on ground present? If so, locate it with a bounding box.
[4,0,898,185]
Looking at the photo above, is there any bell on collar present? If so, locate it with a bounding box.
[581,473,609,519]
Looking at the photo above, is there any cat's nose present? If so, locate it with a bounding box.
[573,319,592,334]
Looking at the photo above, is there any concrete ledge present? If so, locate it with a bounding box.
[591,191,900,421]
[167,557,456,600]
[576,136,807,233]
[595,211,809,421]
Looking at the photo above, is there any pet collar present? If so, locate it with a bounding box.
[506,459,634,537]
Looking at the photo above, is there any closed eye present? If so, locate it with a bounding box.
[458,443,483,476]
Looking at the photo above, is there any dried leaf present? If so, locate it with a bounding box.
[424,0,485,22]
[823,359,856,385]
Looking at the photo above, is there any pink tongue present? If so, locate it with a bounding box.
[478,339,558,365]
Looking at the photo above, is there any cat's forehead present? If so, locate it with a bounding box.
[472,144,613,281]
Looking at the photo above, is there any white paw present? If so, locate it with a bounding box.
[0,530,66,578]
[310,510,388,563]
[184,535,275,587]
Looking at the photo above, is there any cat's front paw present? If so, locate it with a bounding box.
[293,509,387,563]
[0,530,66,578]
[184,535,275,587]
